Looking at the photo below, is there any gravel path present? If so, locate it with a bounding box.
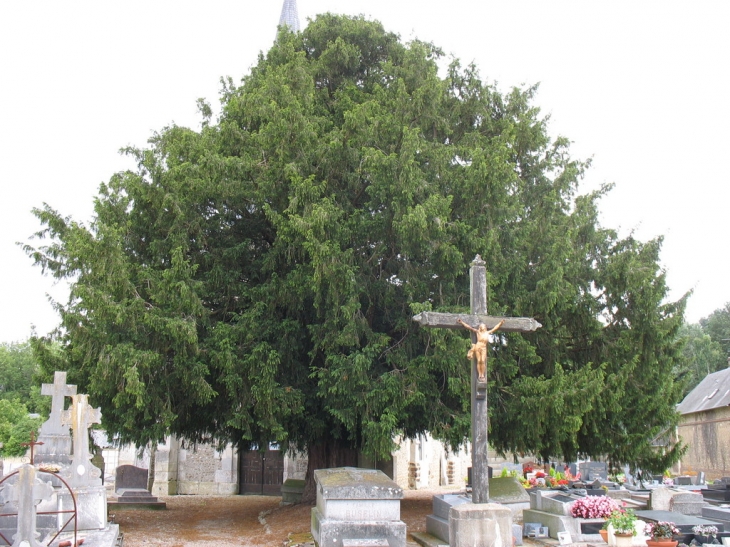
[111,489,438,547]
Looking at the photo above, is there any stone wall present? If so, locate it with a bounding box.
[679,406,730,480]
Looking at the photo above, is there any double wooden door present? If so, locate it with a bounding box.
[239,448,284,495]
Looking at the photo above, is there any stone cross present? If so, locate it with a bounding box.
[412,255,541,503]
[61,394,103,487]
[40,371,77,436]
[0,464,54,547]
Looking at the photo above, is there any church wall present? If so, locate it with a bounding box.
[679,406,730,481]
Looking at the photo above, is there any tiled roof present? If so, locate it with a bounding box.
[677,367,730,415]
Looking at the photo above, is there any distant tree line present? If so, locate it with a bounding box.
[0,342,46,457]
[678,303,730,395]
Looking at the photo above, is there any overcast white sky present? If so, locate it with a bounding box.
[1,1,728,343]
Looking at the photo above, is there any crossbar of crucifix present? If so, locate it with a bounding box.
[413,312,542,332]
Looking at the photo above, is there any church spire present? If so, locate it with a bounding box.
[279,0,300,32]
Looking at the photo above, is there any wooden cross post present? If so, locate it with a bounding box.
[412,255,541,503]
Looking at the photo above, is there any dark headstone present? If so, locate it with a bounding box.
[115,465,148,492]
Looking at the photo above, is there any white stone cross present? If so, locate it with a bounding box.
[39,371,77,436]
[0,464,54,547]
[61,394,102,487]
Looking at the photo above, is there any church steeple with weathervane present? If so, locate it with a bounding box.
[279,0,300,32]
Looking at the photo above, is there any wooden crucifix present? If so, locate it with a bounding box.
[412,255,541,503]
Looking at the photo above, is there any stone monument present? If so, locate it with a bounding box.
[311,467,406,547]
[34,371,76,471]
[0,464,54,547]
[56,394,107,530]
[412,256,541,547]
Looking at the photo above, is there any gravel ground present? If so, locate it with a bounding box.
[111,489,440,547]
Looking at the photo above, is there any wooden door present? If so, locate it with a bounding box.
[239,448,284,495]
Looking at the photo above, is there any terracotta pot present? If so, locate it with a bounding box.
[599,529,609,543]
[647,540,678,547]
[614,532,635,547]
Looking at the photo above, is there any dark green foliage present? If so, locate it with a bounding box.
[24,14,685,475]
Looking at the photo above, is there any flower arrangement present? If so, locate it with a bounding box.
[645,521,680,540]
[692,525,718,538]
[570,496,622,519]
[606,510,638,535]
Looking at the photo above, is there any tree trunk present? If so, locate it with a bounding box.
[147,443,157,492]
[300,439,358,504]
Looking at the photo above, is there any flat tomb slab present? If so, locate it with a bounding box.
[315,468,403,500]
[636,510,724,532]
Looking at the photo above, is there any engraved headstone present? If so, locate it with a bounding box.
[115,465,148,492]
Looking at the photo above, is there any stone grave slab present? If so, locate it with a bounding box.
[311,468,405,547]
[522,490,607,541]
[636,510,724,534]
[651,487,708,516]
[108,488,166,510]
[702,507,730,530]
[579,462,608,481]
[281,478,305,504]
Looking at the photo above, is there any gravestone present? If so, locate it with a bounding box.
[311,467,406,547]
[412,256,540,547]
[34,371,76,471]
[110,465,166,509]
[0,464,54,547]
[579,462,608,482]
[702,507,730,531]
[651,487,708,516]
[56,394,107,530]
[522,490,604,541]
[281,478,306,504]
[115,465,148,492]
[637,510,724,534]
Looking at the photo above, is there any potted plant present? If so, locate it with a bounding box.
[606,510,638,547]
[692,525,719,545]
[645,521,680,547]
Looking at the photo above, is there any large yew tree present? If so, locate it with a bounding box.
[25,14,685,496]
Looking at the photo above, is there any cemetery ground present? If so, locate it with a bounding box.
[112,488,521,547]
